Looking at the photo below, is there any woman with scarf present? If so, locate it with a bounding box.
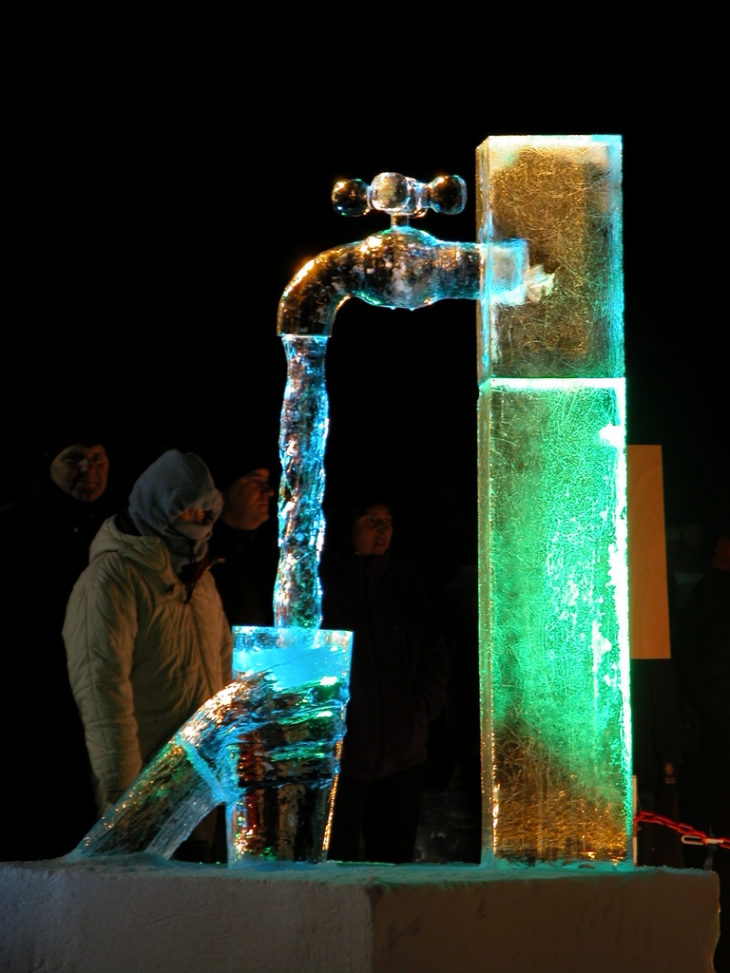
[63,450,232,836]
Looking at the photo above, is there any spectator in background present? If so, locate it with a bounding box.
[0,431,113,860]
[201,442,278,627]
[322,496,448,864]
[680,486,730,971]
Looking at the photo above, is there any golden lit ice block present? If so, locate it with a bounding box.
[477,135,623,380]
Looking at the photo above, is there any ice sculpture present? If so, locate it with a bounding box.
[75,146,629,868]
[477,137,630,863]
[226,626,352,863]
[275,334,328,629]
[71,638,351,863]
[276,156,629,864]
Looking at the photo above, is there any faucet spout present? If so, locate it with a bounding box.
[277,225,481,337]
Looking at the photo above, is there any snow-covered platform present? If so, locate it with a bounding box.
[0,856,719,973]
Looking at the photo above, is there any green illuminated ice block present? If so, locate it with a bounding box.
[477,136,631,862]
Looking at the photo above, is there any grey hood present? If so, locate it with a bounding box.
[128,450,222,572]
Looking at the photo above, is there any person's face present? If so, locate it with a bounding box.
[49,443,109,503]
[178,508,209,525]
[223,468,274,531]
[353,504,393,556]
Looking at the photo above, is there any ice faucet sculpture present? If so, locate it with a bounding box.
[75,136,630,867]
[275,170,552,630]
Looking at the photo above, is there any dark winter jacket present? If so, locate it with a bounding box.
[209,521,276,626]
[321,551,447,782]
[0,485,114,858]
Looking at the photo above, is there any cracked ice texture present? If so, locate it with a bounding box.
[228,626,352,862]
[275,335,328,628]
[477,137,630,864]
[478,379,630,863]
[477,135,624,381]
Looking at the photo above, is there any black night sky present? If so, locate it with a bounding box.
[5,43,726,571]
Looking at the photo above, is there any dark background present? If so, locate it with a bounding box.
[5,41,726,575]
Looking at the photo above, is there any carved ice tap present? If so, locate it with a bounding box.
[278,171,551,336]
[275,170,552,648]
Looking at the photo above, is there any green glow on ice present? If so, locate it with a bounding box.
[478,377,631,862]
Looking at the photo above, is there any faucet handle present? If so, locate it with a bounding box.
[332,173,466,220]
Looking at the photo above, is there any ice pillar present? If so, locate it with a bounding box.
[477,136,631,863]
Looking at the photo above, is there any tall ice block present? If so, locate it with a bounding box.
[477,136,631,862]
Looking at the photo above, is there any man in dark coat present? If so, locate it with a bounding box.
[202,443,278,627]
[0,433,114,860]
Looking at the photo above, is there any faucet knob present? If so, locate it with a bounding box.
[332,173,467,220]
[428,175,468,215]
[331,178,371,218]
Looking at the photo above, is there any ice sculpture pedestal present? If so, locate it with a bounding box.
[0,859,718,973]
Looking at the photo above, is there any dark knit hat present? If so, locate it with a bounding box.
[43,426,108,461]
[197,439,279,493]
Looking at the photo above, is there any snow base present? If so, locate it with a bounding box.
[0,856,719,973]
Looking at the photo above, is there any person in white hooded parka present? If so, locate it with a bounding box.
[64,450,233,819]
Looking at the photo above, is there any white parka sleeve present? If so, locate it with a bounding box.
[63,553,143,810]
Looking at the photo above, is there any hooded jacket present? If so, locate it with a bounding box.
[63,515,233,811]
